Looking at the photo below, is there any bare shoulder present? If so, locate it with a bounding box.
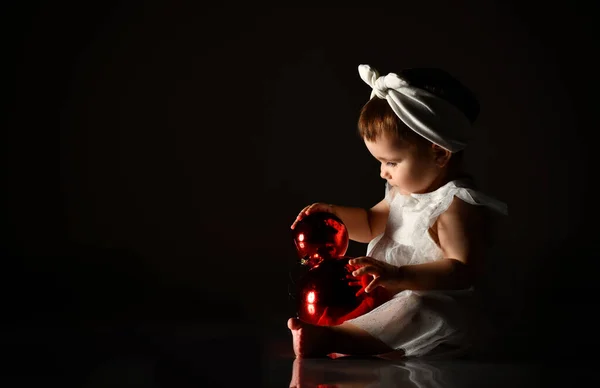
[434,195,491,264]
[437,195,488,231]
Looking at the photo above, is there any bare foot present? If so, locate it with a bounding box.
[287,318,333,358]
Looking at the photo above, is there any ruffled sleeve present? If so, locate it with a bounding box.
[455,187,508,216]
[384,182,397,204]
[427,182,508,231]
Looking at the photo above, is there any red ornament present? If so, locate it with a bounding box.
[291,212,390,326]
[292,212,349,267]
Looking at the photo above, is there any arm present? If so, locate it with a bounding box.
[332,199,389,244]
[395,258,472,291]
[292,199,390,244]
[351,196,487,292]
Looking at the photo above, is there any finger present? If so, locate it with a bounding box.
[351,267,367,277]
[297,205,311,219]
[346,268,366,276]
[348,257,376,266]
[364,277,380,293]
[305,203,323,215]
[306,203,334,215]
[352,266,379,277]
[305,203,320,215]
[345,263,361,272]
[291,205,312,229]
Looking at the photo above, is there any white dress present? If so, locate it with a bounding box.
[346,179,508,358]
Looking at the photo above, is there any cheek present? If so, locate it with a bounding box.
[398,164,422,184]
[395,163,411,176]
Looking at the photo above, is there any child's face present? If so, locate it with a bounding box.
[364,133,444,195]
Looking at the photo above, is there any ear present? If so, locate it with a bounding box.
[431,144,452,168]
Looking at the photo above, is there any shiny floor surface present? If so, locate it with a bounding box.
[2,323,598,387]
[267,356,590,388]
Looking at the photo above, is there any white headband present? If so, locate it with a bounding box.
[358,64,472,153]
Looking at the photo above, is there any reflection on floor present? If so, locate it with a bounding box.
[264,337,599,388]
[2,324,599,387]
[268,356,541,388]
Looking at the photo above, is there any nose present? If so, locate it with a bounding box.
[380,165,391,180]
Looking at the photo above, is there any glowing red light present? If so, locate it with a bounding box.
[307,304,315,315]
[307,291,316,304]
[298,233,304,242]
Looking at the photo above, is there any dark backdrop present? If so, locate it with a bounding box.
[3,2,598,381]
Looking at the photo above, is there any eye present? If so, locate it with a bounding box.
[386,162,397,167]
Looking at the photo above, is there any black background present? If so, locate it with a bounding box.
[3,2,598,383]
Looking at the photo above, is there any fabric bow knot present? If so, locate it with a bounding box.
[357,64,472,153]
[360,67,409,100]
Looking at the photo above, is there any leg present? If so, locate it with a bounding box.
[287,317,398,358]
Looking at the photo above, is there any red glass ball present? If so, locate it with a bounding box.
[291,212,391,326]
[296,257,391,326]
[291,212,349,267]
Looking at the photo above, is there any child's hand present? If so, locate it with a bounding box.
[290,203,335,229]
[348,257,403,294]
